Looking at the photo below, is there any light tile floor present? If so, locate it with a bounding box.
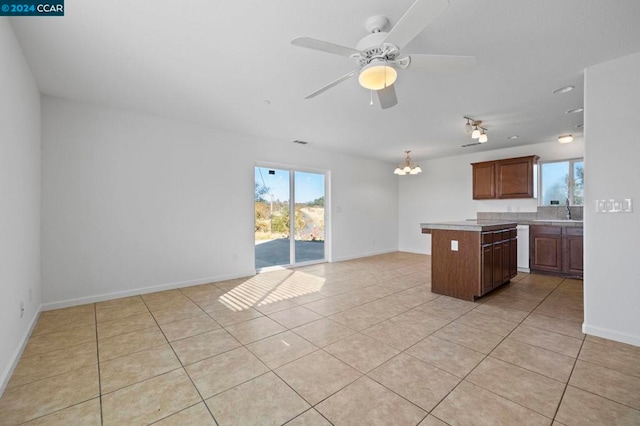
[1,252,640,425]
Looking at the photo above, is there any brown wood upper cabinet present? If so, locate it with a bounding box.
[472,155,539,200]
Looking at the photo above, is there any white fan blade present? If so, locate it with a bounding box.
[305,68,361,99]
[377,85,398,109]
[407,54,476,72]
[291,37,362,57]
[383,0,449,49]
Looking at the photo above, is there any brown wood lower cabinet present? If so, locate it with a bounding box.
[483,229,517,295]
[565,228,584,275]
[530,225,583,277]
[431,225,517,301]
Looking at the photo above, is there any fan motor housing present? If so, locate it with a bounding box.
[356,32,388,53]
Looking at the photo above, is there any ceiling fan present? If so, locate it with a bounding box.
[291,0,475,109]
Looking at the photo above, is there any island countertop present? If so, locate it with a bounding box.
[420,220,518,233]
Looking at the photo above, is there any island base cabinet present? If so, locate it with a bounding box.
[481,244,493,295]
[431,226,517,301]
[509,231,518,278]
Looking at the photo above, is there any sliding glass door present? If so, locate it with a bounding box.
[254,166,326,269]
[294,171,325,263]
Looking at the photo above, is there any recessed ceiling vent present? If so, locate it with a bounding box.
[293,140,309,145]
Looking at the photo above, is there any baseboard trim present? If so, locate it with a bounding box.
[41,270,256,311]
[582,323,640,347]
[331,249,397,263]
[0,307,41,397]
[517,267,531,273]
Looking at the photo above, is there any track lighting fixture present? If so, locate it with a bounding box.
[463,116,488,144]
[464,118,473,134]
[394,150,422,175]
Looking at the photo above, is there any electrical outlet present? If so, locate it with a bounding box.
[20,302,24,318]
[451,240,459,251]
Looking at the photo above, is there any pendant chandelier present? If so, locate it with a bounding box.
[394,150,422,175]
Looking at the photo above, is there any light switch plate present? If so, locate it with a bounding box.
[597,198,633,213]
[451,240,458,251]
[612,199,622,212]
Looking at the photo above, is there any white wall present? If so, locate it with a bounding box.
[398,140,584,254]
[0,19,41,393]
[583,52,640,346]
[41,96,399,307]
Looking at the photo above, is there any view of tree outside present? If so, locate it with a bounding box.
[540,159,584,205]
[254,168,325,241]
[573,161,584,205]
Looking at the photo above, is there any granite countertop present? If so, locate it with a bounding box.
[526,219,583,227]
[476,209,584,227]
[420,220,518,233]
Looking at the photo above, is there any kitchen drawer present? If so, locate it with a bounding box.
[482,232,493,244]
[531,225,562,236]
[494,230,510,242]
[565,227,584,236]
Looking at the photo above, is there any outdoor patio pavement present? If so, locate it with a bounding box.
[255,238,324,268]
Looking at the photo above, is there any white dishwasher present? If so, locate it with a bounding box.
[516,225,530,273]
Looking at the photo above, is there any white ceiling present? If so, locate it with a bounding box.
[9,0,640,162]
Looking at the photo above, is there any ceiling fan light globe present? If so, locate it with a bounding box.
[479,133,488,143]
[414,166,422,173]
[471,128,481,139]
[359,63,397,91]
[394,167,402,174]
[403,165,412,173]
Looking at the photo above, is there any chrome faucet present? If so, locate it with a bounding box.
[566,198,572,220]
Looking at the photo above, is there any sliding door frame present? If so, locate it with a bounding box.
[254,162,330,272]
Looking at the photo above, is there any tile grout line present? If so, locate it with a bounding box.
[141,293,222,425]
[93,302,104,426]
[423,276,569,421]
[134,267,566,423]
[11,259,603,425]
[551,335,587,421]
[261,281,466,422]
[559,357,640,413]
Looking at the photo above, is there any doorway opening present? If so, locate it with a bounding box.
[254,166,327,270]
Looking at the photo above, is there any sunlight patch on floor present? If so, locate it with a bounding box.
[219,271,326,311]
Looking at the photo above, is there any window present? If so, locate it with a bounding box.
[539,159,584,206]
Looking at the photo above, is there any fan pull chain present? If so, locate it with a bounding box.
[370,90,374,106]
